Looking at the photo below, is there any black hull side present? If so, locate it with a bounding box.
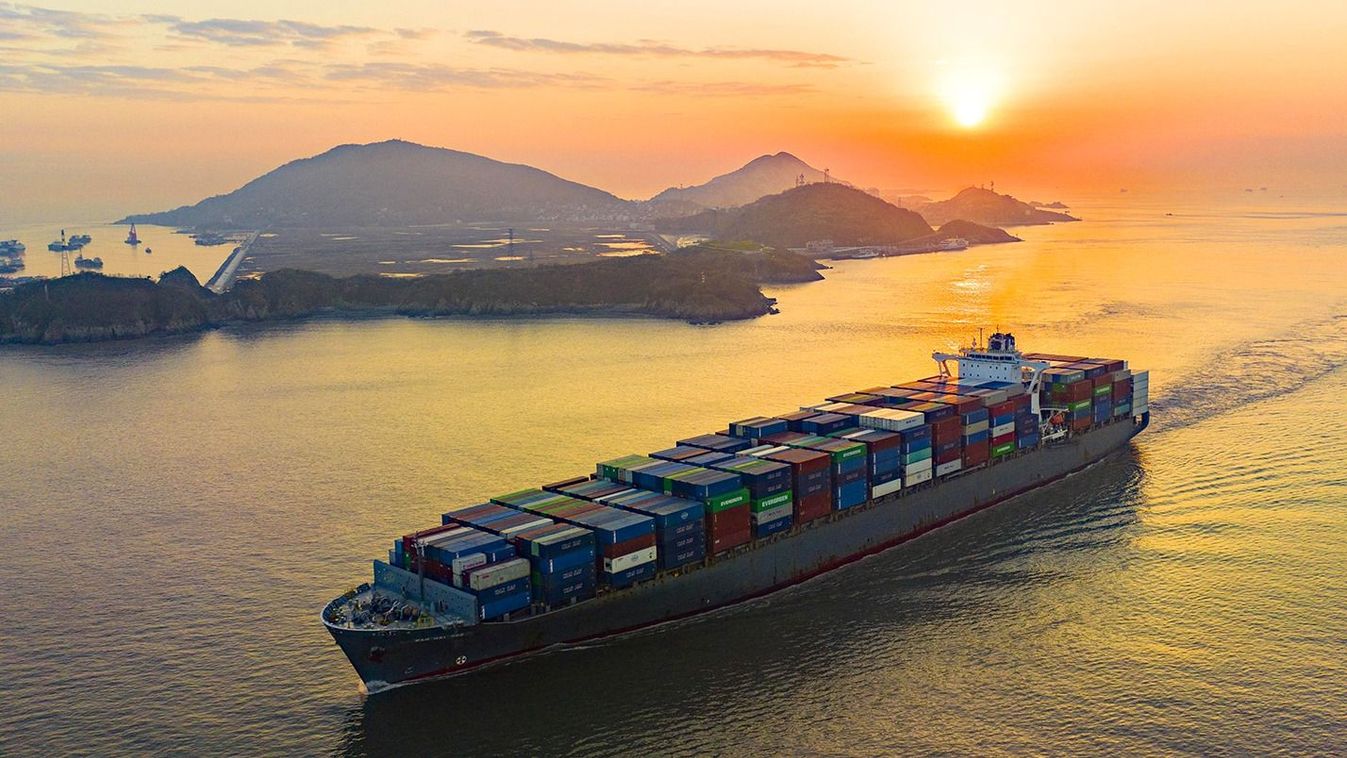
[326,416,1145,691]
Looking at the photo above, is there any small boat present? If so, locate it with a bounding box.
[74,254,103,269]
[125,223,140,245]
[0,240,25,255]
[69,233,92,245]
[0,256,23,274]
[145,247,152,254]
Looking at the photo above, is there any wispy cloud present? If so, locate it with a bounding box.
[150,15,377,48]
[0,7,824,102]
[464,30,851,68]
[323,62,607,91]
[636,80,816,96]
[0,3,125,40]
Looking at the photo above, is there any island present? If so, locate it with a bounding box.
[0,247,823,345]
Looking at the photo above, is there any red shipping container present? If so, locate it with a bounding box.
[930,416,961,445]
[1011,394,1031,410]
[711,527,751,553]
[708,504,750,531]
[989,400,1016,417]
[991,431,1015,446]
[1070,417,1092,432]
[963,440,990,466]
[1112,381,1132,401]
[402,524,467,558]
[796,491,832,522]
[601,532,657,559]
[1051,379,1094,403]
[935,445,961,464]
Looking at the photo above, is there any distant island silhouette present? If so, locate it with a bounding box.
[0,247,823,344]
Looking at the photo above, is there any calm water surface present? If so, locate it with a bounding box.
[0,222,232,282]
[2,195,1345,755]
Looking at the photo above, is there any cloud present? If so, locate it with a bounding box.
[153,16,377,48]
[636,80,816,96]
[323,62,607,91]
[0,3,123,40]
[464,30,851,68]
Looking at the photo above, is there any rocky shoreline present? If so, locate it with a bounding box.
[1,247,819,345]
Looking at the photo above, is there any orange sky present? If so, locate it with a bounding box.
[2,1,1346,223]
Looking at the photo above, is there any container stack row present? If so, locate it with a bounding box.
[393,521,534,620]
[546,477,707,571]
[491,489,659,588]
[438,503,596,613]
[1029,353,1137,434]
[598,451,753,555]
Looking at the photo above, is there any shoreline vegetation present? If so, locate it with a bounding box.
[0,246,823,345]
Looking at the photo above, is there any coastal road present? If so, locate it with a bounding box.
[207,231,258,293]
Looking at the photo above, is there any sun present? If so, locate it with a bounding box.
[939,68,1000,129]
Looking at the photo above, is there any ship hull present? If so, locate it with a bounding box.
[327,416,1145,691]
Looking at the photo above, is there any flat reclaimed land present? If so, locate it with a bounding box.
[235,225,673,279]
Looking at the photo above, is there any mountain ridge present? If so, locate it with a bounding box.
[915,186,1079,226]
[648,151,842,212]
[655,183,933,249]
[119,139,632,228]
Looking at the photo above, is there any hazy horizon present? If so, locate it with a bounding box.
[3,1,1347,224]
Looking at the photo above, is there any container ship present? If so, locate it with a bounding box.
[323,334,1150,692]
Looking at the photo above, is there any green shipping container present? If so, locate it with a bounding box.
[1069,399,1092,412]
[902,448,933,465]
[704,487,750,513]
[750,490,793,513]
[992,442,1016,457]
[1093,384,1111,397]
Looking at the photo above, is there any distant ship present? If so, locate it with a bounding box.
[0,249,23,273]
[73,254,103,269]
[0,240,25,255]
[194,232,230,246]
[939,237,970,251]
[125,223,140,246]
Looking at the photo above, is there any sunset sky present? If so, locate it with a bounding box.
[2,1,1346,223]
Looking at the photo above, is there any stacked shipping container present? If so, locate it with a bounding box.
[376,351,1145,624]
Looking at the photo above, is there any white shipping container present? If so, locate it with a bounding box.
[1132,369,1149,385]
[751,503,794,524]
[859,408,925,432]
[1111,369,1132,382]
[872,479,903,498]
[903,469,934,488]
[902,457,933,475]
[973,388,1008,405]
[1133,402,1149,414]
[451,552,488,586]
[963,419,990,434]
[604,546,658,573]
[498,516,554,536]
[991,422,1015,438]
[467,557,531,591]
[935,459,963,477]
